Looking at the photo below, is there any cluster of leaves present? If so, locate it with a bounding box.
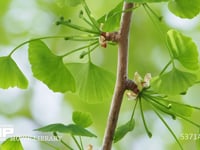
[0,2,122,149]
[0,0,119,104]
[0,111,95,150]
[111,1,200,149]
[114,81,200,150]
[1,0,200,150]
[0,1,124,149]
[151,29,199,95]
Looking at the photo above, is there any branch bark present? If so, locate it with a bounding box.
[102,2,134,150]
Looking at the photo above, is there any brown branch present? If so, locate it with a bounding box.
[102,2,135,150]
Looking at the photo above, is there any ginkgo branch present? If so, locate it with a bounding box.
[102,2,136,150]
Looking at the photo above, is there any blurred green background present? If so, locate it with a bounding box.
[0,0,200,150]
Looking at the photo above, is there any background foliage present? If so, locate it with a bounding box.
[0,0,200,149]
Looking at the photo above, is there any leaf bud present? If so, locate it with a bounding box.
[167,104,172,109]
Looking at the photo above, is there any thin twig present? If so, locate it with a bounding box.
[102,2,134,150]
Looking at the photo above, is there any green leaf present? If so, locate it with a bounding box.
[168,0,200,19]
[151,68,197,95]
[98,2,123,32]
[72,111,93,128]
[125,0,169,3]
[35,123,97,137]
[65,0,83,7]
[1,138,24,150]
[67,62,115,103]
[28,40,75,93]
[0,56,28,89]
[167,29,199,70]
[113,119,135,143]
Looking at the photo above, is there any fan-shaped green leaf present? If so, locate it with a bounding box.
[0,56,28,89]
[35,123,97,137]
[67,62,115,103]
[113,119,135,143]
[72,111,93,128]
[28,40,75,93]
[167,30,199,70]
[98,2,123,32]
[151,68,197,95]
[168,0,200,19]
[1,138,24,150]
[125,0,169,3]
